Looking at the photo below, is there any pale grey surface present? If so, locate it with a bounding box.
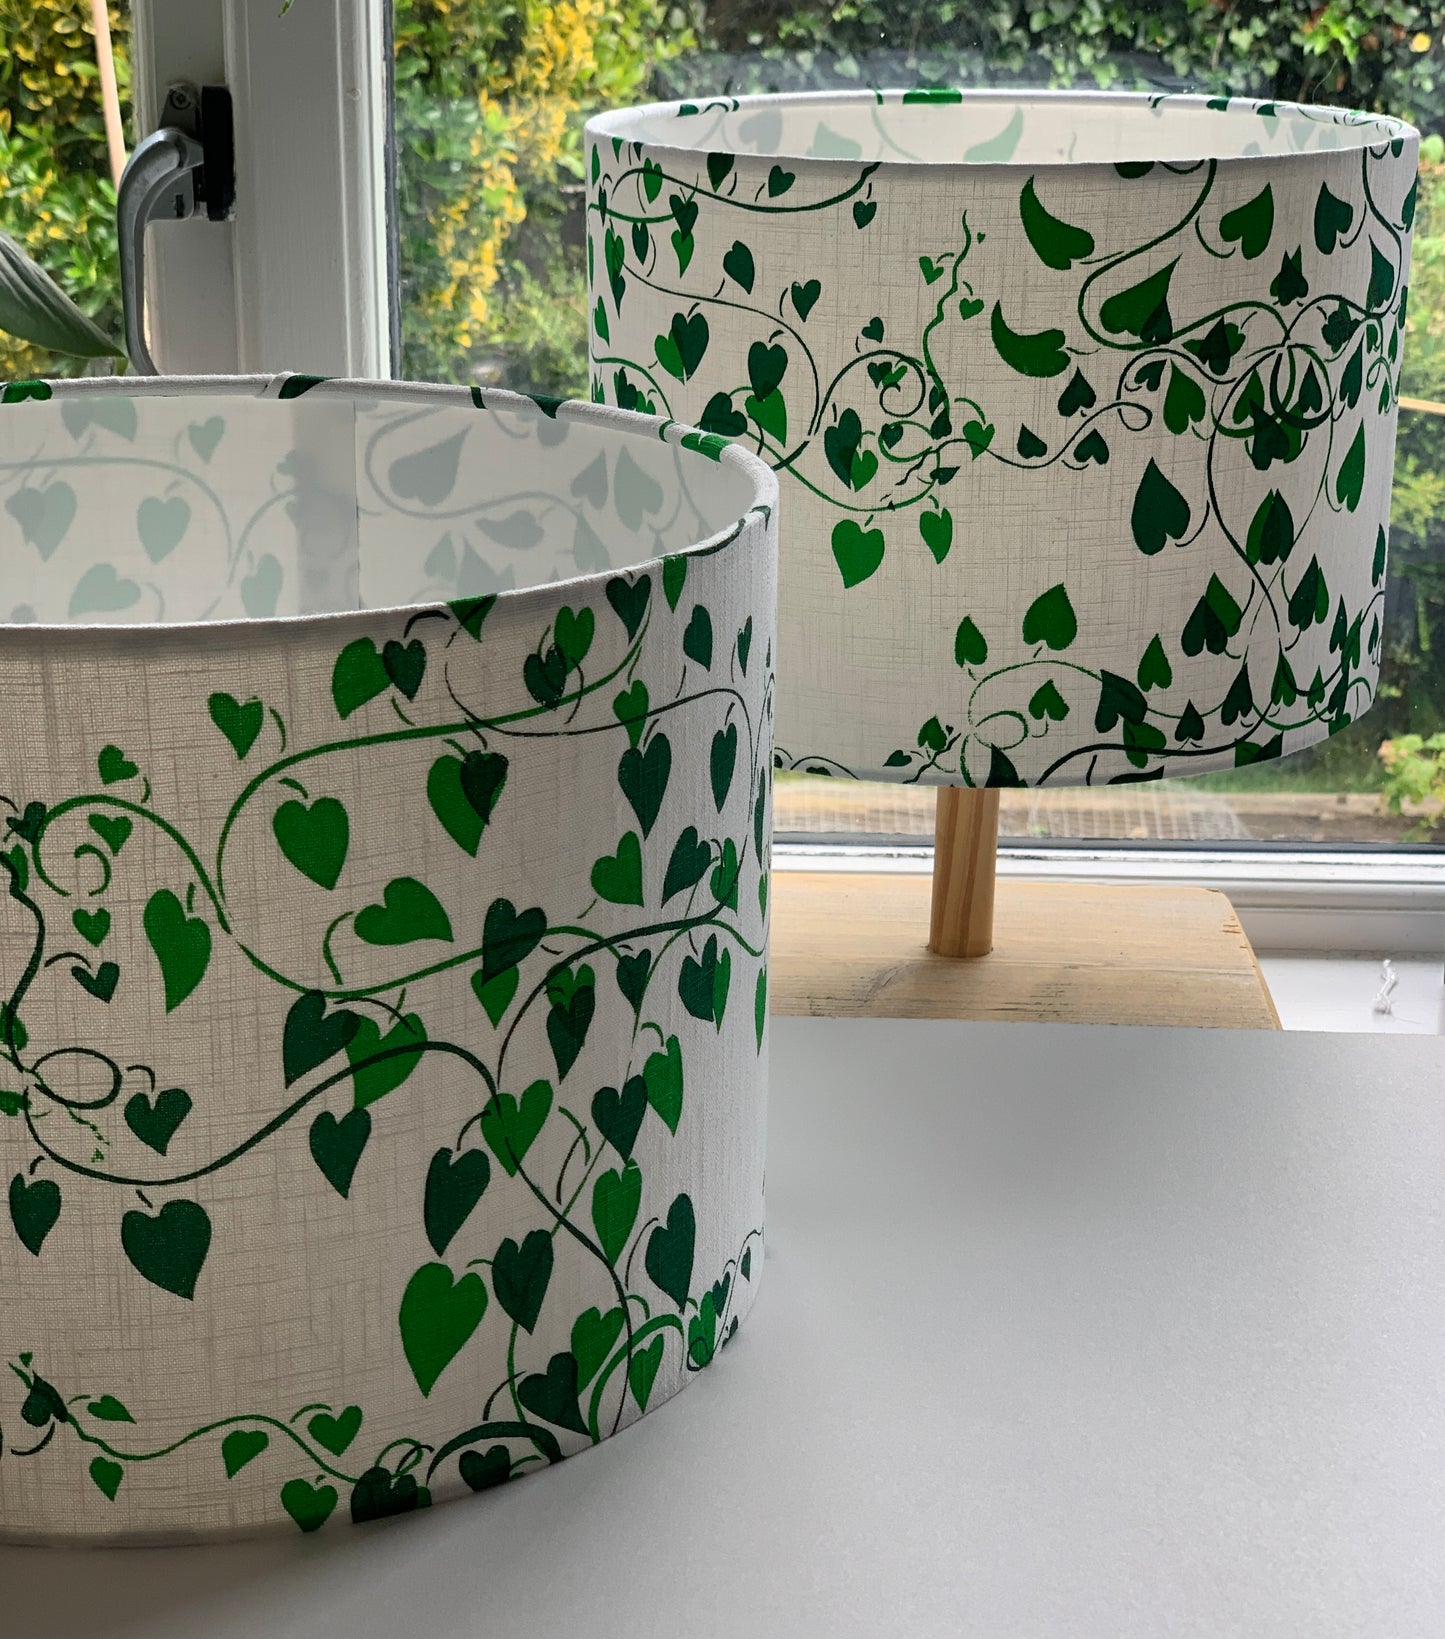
[3,1017,1444,1638]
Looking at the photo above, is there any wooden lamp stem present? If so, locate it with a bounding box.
[929,787,999,958]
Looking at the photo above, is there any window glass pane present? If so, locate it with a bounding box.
[0,1,129,381]
[391,1,1442,850]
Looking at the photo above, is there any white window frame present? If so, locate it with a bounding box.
[130,0,391,378]
[126,4,1445,960]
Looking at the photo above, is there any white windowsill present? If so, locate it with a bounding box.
[773,842,1445,958]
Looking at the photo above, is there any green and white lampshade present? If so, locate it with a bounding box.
[587,91,1417,788]
[0,375,776,1541]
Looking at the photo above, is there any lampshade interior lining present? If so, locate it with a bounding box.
[0,393,758,628]
[593,91,1400,168]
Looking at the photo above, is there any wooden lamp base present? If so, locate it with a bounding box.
[929,787,1000,959]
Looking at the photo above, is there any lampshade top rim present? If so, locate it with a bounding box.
[587,87,1417,168]
[0,373,777,641]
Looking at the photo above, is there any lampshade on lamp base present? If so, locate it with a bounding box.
[587,90,1417,961]
[0,375,777,1543]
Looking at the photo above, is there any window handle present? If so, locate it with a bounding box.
[117,84,234,375]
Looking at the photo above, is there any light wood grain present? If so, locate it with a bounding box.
[929,788,999,958]
[772,873,1280,1030]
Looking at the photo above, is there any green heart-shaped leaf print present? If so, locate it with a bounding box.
[1099,259,1176,344]
[89,1458,123,1501]
[641,158,663,201]
[347,1012,426,1109]
[643,1035,683,1133]
[592,1160,642,1264]
[572,1306,626,1387]
[1335,425,1365,512]
[72,906,109,946]
[5,481,75,559]
[646,1191,695,1312]
[592,1077,648,1160]
[281,1479,338,1534]
[1021,583,1077,651]
[830,519,885,588]
[721,240,755,293]
[427,749,508,856]
[1028,680,1069,722]
[746,386,787,444]
[480,897,547,986]
[241,553,282,617]
[273,796,350,890]
[137,495,190,562]
[747,341,787,401]
[1314,182,1354,255]
[957,296,984,322]
[954,616,988,668]
[679,933,724,1022]
[86,1395,134,1423]
[1131,459,1191,555]
[479,1078,552,1176]
[459,1445,512,1493]
[69,563,140,618]
[388,429,467,506]
[1074,429,1109,466]
[737,616,753,674]
[707,151,733,189]
[89,813,132,853]
[354,876,453,945]
[591,831,644,906]
[493,1227,554,1333]
[1162,365,1206,435]
[121,1199,211,1300]
[766,164,794,197]
[72,960,118,1002]
[605,572,651,638]
[710,725,737,811]
[1219,182,1274,260]
[208,692,264,760]
[919,255,943,284]
[1056,368,1096,418]
[1246,490,1295,566]
[1270,246,1309,306]
[791,278,821,320]
[853,199,876,229]
[283,991,361,1086]
[517,1351,588,1435]
[97,744,138,784]
[142,889,210,1013]
[188,416,224,460]
[655,310,709,382]
[304,1405,362,1458]
[1137,635,1174,692]
[424,1145,491,1257]
[546,965,595,1080]
[124,1087,192,1156]
[382,638,426,700]
[309,1107,372,1198]
[221,1429,268,1479]
[1019,175,1095,269]
[332,637,391,718]
[663,825,711,903]
[399,1262,488,1396]
[990,302,1069,378]
[524,645,568,709]
[615,948,651,1013]
[612,680,649,748]
[919,508,953,564]
[699,392,747,439]
[1181,573,1244,656]
[683,604,713,668]
[1016,425,1048,459]
[618,733,671,836]
[9,1173,60,1255]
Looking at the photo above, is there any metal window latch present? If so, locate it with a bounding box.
[118,83,235,375]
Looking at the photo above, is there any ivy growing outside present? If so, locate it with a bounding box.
[5,0,1445,815]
